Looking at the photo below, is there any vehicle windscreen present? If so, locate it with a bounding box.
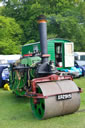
[80,55,85,61]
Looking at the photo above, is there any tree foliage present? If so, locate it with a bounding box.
[0,16,23,54]
[0,0,85,54]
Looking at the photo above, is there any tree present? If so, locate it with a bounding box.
[1,0,85,52]
[1,0,75,43]
[0,16,23,54]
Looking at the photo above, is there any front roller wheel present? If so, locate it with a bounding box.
[30,87,45,119]
[30,80,80,119]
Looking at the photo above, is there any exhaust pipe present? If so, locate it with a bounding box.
[38,15,48,63]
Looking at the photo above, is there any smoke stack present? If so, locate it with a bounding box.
[38,15,48,63]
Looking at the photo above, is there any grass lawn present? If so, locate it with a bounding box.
[0,77,85,128]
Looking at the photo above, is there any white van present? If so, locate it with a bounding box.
[74,52,85,61]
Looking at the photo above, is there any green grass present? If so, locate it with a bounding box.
[0,77,85,128]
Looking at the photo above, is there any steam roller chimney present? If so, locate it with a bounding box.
[38,15,49,63]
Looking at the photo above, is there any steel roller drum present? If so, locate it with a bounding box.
[30,80,80,119]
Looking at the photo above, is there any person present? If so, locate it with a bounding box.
[0,66,8,87]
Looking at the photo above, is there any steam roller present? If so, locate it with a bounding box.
[10,15,82,119]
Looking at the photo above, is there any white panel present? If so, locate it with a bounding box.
[64,43,74,67]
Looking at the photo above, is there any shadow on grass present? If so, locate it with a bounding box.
[1,90,30,103]
[12,94,29,103]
